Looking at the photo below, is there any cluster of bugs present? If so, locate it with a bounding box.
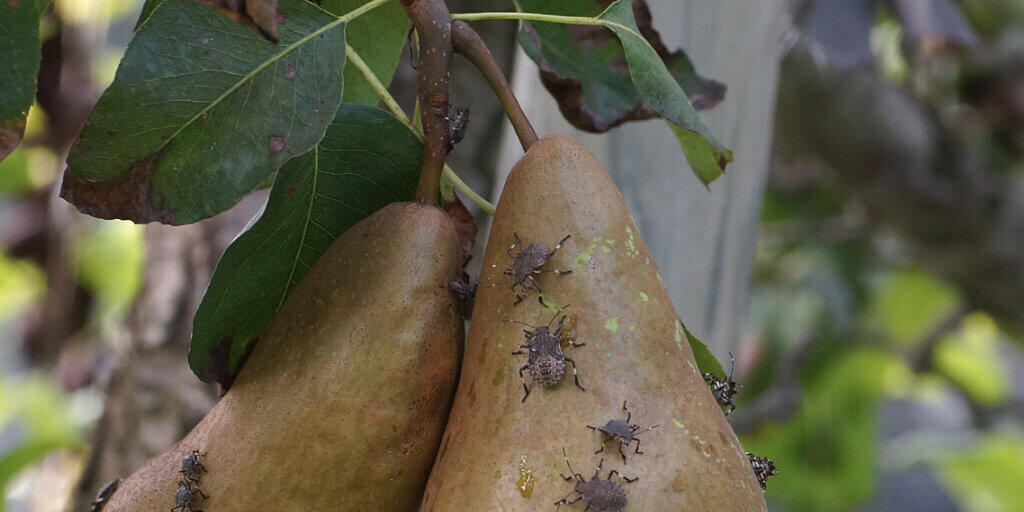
[557,447,637,512]
[703,353,740,417]
[486,233,774,503]
[511,305,586,402]
[172,450,208,511]
[587,402,659,464]
[747,452,778,490]
[89,478,121,511]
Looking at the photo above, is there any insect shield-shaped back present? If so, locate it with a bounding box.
[556,448,636,512]
[587,401,660,464]
[494,232,573,306]
[510,305,586,402]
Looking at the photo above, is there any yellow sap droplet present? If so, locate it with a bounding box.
[516,455,536,498]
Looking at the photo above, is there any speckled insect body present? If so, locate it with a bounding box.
[179,450,207,484]
[511,306,585,402]
[587,401,659,464]
[500,233,572,306]
[747,452,778,491]
[556,448,636,512]
[171,479,207,512]
[703,353,739,416]
[89,478,121,512]
[446,275,477,317]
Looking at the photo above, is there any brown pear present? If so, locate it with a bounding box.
[421,135,766,511]
[101,202,464,511]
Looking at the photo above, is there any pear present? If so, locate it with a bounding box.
[421,135,766,511]
[102,202,464,511]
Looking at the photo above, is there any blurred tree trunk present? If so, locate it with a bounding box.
[491,0,789,358]
[71,194,263,511]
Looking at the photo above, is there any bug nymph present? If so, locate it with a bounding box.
[510,305,586,402]
[171,479,208,512]
[587,401,660,464]
[89,478,121,512]
[747,452,778,491]
[445,275,477,317]
[497,232,573,306]
[555,448,637,512]
[703,353,740,416]
[179,449,208,484]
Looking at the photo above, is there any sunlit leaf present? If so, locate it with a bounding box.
[939,432,1024,512]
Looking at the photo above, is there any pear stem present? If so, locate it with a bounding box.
[451,21,537,151]
[401,0,453,204]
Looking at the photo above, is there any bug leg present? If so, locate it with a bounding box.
[727,403,736,416]
[623,401,631,422]
[618,441,628,464]
[608,469,639,483]
[513,294,524,305]
[555,493,583,510]
[564,357,585,391]
[508,233,522,257]
[593,458,604,478]
[521,382,531,402]
[194,487,209,500]
[634,438,644,455]
[549,234,571,256]
[594,443,606,455]
[518,364,529,377]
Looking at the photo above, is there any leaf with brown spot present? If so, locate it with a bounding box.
[63,0,346,225]
[518,0,732,185]
[189,104,422,379]
[0,0,47,162]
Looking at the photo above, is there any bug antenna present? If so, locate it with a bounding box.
[547,304,572,327]
[506,319,538,329]
[562,447,581,481]
[635,424,660,435]
[728,352,736,380]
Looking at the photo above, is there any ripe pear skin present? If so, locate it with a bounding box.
[101,202,464,511]
[421,135,766,511]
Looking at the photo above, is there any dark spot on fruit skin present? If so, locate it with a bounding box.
[285,64,298,81]
[268,135,286,156]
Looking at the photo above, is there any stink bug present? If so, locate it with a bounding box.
[178,450,207,484]
[171,479,207,512]
[555,447,637,512]
[703,353,739,416]
[748,452,778,491]
[496,232,572,306]
[587,401,659,464]
[510,305,585,402]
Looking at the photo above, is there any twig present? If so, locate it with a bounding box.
[344,44,495,214]
[451,20,537,151]
[401,0,453,204]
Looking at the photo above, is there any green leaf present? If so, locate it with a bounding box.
[516,0,731,185]
[322,0,408,104]
[188,103,421,382]
[939,432,1024,512]
[0,0,46,162]
[598,0,732,185]
[62,0,346,225]
[678,319,724,378]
